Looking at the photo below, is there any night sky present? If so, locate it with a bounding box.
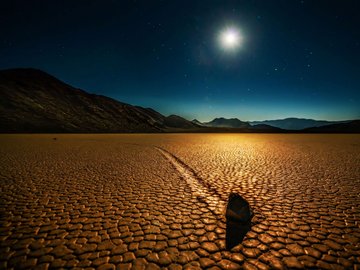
[1,0,359,121]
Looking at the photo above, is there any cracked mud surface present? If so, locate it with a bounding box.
[0,134,359,270]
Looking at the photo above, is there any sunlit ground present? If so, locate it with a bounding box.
[0,134,359,269]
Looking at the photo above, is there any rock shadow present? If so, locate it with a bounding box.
[225,193,253,250]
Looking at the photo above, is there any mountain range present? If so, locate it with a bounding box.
[0,68,358,133]
[304,121,360,133]
[0,68,202,133]
[195,118,359,133]
[203,118,250,129]
[249,118,349,130]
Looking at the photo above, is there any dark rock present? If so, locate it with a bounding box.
[226,193,253,249]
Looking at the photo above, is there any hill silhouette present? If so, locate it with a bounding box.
[0,68,358,133]
[0,68,198,132]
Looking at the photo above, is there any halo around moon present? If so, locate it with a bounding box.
[218,26,243,52]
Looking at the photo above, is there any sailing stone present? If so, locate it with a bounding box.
[226,193,253,249]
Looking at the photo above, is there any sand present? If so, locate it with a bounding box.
[0,134,359,269]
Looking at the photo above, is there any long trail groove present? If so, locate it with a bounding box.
[156,146,227,222]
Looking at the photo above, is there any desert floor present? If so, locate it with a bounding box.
[0,134,359,270]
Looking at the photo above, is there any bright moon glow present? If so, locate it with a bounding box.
[219,27,243,51]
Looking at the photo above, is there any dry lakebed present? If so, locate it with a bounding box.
[0,134,359,270]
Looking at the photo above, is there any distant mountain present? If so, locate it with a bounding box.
[164,115,199,129]
[191,119,205,126]
[0,68,198,132]
[303,120,360,133]
[250,124,283,131]
[204,117,251,128]
[1,68,357,133]
[250,117,348,130]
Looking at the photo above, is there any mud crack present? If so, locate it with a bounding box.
[156,147,227,220]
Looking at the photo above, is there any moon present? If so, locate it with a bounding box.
[218,27,243,51]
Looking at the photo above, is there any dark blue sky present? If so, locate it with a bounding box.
[1,0,359,121]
